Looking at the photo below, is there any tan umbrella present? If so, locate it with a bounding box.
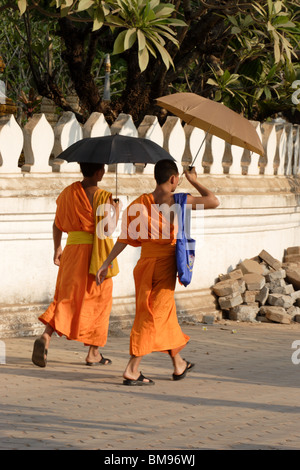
[156,92,264,158]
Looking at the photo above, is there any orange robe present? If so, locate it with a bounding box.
[118,193,190,357]
[39,182,113,347]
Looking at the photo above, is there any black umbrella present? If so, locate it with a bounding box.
[57,134,174,164]
[57,134,175,199]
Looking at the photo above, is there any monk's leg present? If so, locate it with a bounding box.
[41,323,54,350]
[169,352,188,375]
[85,346,112,365]
[169,351,195,380]
[123,355,153,383]
[123,355,142,379]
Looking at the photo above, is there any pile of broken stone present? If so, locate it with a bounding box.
[212,247,300,324]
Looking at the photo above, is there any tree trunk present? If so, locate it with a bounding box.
[113,44,174,125]
[58,18,104,117]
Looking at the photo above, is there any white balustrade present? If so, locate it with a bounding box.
[0,108,299,177]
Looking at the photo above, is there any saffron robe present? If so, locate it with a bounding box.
[39,182,113,347]
[118,193,190,357]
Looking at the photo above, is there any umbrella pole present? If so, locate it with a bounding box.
[189,129,210,170]
[115,164,118,200]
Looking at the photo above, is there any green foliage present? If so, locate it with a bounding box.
[1,7,68,101]
[108,0,185,71]
[206,0,300,120]
[19,88,42,121]
[7,0,300,122]
[16,0,186,72]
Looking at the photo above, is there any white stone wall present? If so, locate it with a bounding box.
[0,111,300,336]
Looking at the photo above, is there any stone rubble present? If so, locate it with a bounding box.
[212,246,300,324]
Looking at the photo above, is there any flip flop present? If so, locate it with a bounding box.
[172,360,195,381]
[32,338,48,368]
[123,372,155,386]
[86,355,112,366]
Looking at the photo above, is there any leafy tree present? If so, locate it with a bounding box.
[206,0,300,121]
[5,0,186,122]
[0,0,299,124]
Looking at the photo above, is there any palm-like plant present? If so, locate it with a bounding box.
[109,0,186,71]
[17,0,186,72]
[206,0,300,120]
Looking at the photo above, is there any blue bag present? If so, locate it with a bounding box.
[173,193,196,287]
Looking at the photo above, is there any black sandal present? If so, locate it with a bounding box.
[32,338,48,368]
[172,360,195,381]
[86,355,112,366]
[123,372,155,386]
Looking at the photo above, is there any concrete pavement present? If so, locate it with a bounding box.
[1,321,300,451]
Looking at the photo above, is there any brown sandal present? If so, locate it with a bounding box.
[32,338,48,368]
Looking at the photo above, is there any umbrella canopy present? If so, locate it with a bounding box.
[57,134,175,164]
[156,92,264,156]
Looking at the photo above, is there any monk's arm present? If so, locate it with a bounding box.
[95,241,127,285]
[185,168,220,210]
[53,221,63,266]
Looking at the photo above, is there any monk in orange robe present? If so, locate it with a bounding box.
[32,162,120,368]
[96,160,219,385]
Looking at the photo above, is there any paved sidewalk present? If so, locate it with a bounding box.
[1,321,300,451]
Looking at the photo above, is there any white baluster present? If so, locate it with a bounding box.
[228,144,244,175]
[162,117,185,170]
[184,125,205,175]
[210,135,225,175]
[0,115,23,173]
[261,123,276,175]
[138,115,164,175]
[52,112,82,173]
[285,124,293,175]
[22,114,54,173]
[275,125,286,176]
[83,112,111,138]
[293,125,300,176]
[110,113,138,174]
[247,122,261,176]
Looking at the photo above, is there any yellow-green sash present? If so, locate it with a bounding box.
[67,231,94,245]
[65,190,119,279]
[89,189,119,278]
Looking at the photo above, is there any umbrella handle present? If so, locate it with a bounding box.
[115,164,118,200]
